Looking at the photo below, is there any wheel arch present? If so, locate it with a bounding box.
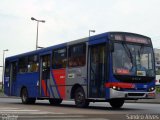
[20,86,27,97]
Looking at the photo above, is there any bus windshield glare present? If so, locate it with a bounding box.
[112,42,155,77]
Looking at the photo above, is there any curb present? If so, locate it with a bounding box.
[0,96,20,98]
[0,94,20,99]
[126,101,160,104]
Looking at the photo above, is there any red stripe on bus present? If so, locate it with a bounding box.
[105,82,135,89]
[52,69,66,99]
[41,80,49,96]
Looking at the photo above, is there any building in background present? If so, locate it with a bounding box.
[154,48,160,85]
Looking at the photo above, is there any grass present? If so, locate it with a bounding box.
[0,84,3,93]
[0,85,4,97]
[156,86,160,94]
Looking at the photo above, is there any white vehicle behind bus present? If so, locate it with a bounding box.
[156,75,160,85]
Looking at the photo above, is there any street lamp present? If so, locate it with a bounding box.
[31,17,45,50]
[2,49,9,89]
[89,30,96,37]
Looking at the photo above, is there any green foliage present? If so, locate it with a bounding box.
[156,86,160,94]
[0,85,2,93]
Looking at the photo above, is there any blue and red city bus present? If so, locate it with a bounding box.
[4,32,155,108]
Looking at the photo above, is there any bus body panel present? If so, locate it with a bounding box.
[66,38,88,99]
[4,32,156,102]
[52,69,66,99]
[16,72,39,97]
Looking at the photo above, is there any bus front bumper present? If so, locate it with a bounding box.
[109,88,156,99]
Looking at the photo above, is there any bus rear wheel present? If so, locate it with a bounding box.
[74,87,89,108]
[21,88,36,104]
[109,99,124,109]
[49,99,62,105]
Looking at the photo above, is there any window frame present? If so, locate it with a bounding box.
[28,54,39,72]
[18,56,28,73]
[52,47,67,69]
[68,43,86,68]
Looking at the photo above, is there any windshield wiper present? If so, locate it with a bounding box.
[138,45,144,59]
[122,42,133,65]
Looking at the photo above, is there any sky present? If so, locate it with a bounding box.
[0,0,160,81]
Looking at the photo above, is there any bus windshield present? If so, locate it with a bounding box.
[112,42,155,77]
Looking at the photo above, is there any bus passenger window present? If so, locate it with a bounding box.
[28,55,39,72]
[68,43,86,67]
[53,48,67,69]
[18,57,28,73]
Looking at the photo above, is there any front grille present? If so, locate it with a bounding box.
[128,93,145,96]
[124,88,146,91]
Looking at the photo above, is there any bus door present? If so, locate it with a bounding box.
[88,44,106,98]
[9,61,17,96]
[40,54,51,97]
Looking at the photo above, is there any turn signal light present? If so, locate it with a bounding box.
[148,87,155,92]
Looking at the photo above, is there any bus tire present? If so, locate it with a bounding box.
[49,99,62,105]
[74,87,89,108]
[109,99,124,109]
[21,88,36,104]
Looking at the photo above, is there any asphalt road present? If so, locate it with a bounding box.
[0,98,160,120]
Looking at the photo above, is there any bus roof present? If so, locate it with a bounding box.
[6,31,150,61]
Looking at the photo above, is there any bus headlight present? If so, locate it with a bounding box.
[112,86,116,89]
[148,87,155,92]
[112,86,122,91]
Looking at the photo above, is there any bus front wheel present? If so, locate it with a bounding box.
[109,99,124,109]
[21,88,36,104]
[74,87,89,108]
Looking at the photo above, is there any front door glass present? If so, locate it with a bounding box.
[89,44,106,98]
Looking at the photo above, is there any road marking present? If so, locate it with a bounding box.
[19,115,84,118]
[62,119,109,120]
[18,115,110,120]
[1,111,57,114]
[0,108,110,120]
[0,107,64,115]
[0,109,39,112]
[0,107,18,110]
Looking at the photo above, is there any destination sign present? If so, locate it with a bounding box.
[111,33,151,44]
[125,36,150,44]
